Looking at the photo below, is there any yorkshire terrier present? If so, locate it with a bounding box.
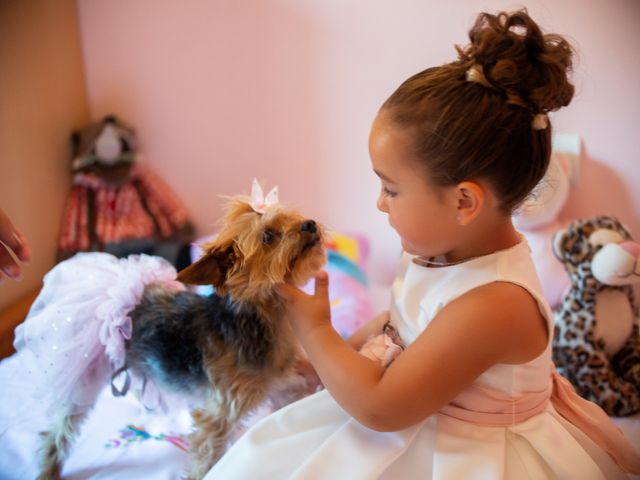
[37,187,326,479]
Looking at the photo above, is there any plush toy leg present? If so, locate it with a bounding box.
[612,324,640,389]
[571,346,640,417]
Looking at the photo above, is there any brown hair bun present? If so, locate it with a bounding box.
[457,10,574,113]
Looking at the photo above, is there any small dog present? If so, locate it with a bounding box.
[37,189,326,479]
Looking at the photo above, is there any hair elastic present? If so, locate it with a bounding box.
[465,65,549,130]
[531,113,549,130]
[465,64,496,90]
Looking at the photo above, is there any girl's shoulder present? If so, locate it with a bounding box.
[431,281,549,365]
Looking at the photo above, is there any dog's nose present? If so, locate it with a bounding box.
[301,220,317,233]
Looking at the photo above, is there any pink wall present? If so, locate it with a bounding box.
[76,0,640,284]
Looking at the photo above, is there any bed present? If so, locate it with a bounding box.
[0,228,638,479]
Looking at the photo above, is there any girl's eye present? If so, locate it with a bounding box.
[262,229,275,245]
[383,186,397,198]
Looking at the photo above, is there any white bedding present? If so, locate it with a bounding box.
[1,352,639,479]
[0,352,193,480]
[1,275,637,479]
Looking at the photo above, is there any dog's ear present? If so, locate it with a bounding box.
[176,248,235,287]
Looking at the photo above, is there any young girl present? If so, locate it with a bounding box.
[205,10,640,479]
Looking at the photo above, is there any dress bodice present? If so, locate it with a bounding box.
[389,239,554,395]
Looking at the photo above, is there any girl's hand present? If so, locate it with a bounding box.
[276,271,332,341]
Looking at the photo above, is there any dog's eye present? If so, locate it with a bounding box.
[262,229,275,245]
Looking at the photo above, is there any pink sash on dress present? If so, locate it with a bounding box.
[438,365,640,474]
[359,330,640,473]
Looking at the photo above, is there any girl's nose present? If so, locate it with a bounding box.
[377,193,388,213]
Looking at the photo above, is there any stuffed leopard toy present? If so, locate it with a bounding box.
[552,215,640,416]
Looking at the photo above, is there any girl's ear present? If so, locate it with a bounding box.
[455,181,485,226]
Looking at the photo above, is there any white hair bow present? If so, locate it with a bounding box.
[250,178,279,214]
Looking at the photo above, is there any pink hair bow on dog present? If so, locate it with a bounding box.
[250,178,279,214]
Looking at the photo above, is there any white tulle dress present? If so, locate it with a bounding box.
[204,239,640,479]
[0,253,184,423]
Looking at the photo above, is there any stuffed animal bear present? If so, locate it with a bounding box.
[552,215,640,416]
[58,115,193,268]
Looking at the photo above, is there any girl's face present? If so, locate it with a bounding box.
[368,112,459,258]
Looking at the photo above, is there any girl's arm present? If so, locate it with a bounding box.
[278,273,548,432]
[295,310,390,394]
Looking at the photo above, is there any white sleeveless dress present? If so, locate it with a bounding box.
[204,239,634,479]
